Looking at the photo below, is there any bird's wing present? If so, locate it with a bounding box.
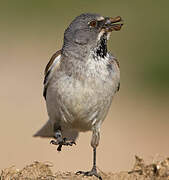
[108,53,120,92]
[113,57,120,92]
[43,50,61,99]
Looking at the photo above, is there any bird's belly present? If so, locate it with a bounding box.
[47,74,115,132]
[59,91,100,131]
[59,86,113,131]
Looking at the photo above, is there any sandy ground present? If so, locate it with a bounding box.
[1,156,169,180]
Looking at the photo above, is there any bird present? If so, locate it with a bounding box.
[34,13,123,180]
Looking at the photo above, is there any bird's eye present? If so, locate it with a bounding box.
[88,20,97,28]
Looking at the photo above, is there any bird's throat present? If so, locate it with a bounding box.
[95,35,108,59]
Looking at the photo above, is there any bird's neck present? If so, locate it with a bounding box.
[62,35,108,61]
[60,37,109,78]
[62,42,89,61]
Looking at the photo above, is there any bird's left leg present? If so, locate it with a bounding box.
[76,127,102,180]
[50,124,76,151]
[50,137,76,151]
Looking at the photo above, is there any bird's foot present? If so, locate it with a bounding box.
[50,138,76,151]
[76,167,102,180]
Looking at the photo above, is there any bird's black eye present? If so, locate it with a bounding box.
[88,20,97,28]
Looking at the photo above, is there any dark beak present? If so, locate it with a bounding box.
[103,16,123,31]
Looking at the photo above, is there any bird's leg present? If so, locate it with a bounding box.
[50,126,76,151]
[76,128,102,180]
[76,148,102,180]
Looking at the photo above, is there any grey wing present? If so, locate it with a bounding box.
[113,56,120,92]
[108,53,120,93]
[43,50,61,99]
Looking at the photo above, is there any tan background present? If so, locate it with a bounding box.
[0,0,169,173]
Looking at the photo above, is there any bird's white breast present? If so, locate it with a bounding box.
[46,54,119,132]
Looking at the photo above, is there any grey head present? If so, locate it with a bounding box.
[61,13,123,59]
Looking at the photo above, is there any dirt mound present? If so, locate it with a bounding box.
[0,161,54,180]
[1,156,169,180]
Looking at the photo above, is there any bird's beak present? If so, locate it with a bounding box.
[102,16,123,32]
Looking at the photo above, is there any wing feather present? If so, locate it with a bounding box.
[107,53,120,93]
[43,50,61,99]
[113,57,120,92]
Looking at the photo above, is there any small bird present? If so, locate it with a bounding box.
[34,13,123,180]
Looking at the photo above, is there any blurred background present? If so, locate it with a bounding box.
[0,0,169,173]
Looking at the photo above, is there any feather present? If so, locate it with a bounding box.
[43,50,61,99]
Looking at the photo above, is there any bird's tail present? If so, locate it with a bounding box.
[33,120,54,138]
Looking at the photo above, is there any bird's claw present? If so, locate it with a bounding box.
[76,168,102,180]
[50,138,76,151]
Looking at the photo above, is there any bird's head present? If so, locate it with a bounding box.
[62,13,123,58]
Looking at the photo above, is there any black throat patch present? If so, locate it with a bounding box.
[95,34,108,59]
